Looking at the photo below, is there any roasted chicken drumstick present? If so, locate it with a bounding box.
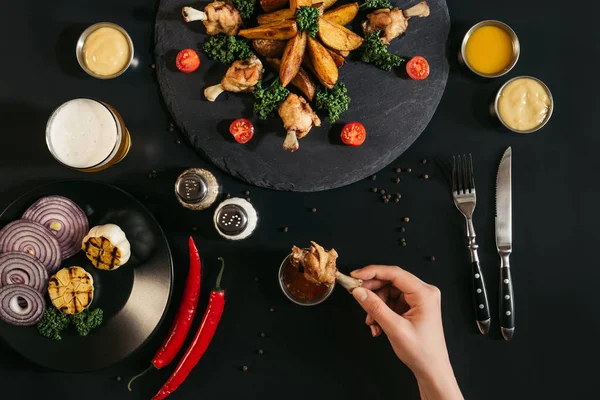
[182,1,243,36]
[362,1,430,44]
[290,242,363,292]
[278,93,321,152]
[204,56,264,102]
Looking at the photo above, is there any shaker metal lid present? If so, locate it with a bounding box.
[175,168,220,211]
[216,204,248,235]
[176,172,208,203]
[213,198,258,240]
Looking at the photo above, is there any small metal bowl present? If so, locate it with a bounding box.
[76,22,134,79]
[278,253,335,306]
[493,76,554,134]
[460,20,520,78]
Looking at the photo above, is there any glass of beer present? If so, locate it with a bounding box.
[46,98,131,172]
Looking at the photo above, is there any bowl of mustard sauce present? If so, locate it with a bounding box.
[76,22,134,79]
[494,76,554,134]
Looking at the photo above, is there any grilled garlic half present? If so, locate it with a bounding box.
[82,224,131,271]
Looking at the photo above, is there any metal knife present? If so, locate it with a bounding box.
[495,147,515,341]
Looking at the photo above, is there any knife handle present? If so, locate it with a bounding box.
[466,227,490,335]
[471,260,491,334]
[499,254,515,340]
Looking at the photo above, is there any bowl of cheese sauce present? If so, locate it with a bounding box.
[495,76,553,134]
[76,23,134,79]
[461,20,519,78]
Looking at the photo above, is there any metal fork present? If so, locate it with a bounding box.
[452,155,491,335]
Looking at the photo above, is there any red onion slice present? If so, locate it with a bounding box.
[0,220,62,273]
[0,252,48,293]
[23,196,88,259]
[0,284,46,326]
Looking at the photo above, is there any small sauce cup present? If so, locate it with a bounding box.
[460,20,520,78]
[278,253,335,306]
[493,76,554,134]
[76,22,134,79]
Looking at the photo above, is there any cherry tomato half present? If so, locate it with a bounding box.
[229,118,255,144]
[406,56,430,80]
[176,49,200,73]
[341,122,366,146]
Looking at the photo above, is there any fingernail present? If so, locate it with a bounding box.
[369,325,377,337]
[353,287,368,302]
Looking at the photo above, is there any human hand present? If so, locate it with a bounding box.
[351,265,463,400]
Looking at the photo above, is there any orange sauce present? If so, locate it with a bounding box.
[465,25,514,75]
[282,262,329,302]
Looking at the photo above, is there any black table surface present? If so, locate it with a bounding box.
[0,0,598,399]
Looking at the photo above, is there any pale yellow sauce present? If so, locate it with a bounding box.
[83,27,130,76]
[498,78,551,132]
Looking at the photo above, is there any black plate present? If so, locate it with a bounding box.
[0,181,173,372]
[154,0,450,192]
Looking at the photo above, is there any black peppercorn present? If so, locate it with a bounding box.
[406,168,412,173]
[396,193,402,199]
[430,256,436,262]
[395,177,401,183]
[423,174,429,180]
[192,226,198,232]
[404,217,410,223]
[246,197,251,202]
[380,189,386,195]
[311,207,317,212]
[242,366,248,372]
[245,190,250,195]
[400,238,406,242]
[269,307,275,312]
[225,193,231,199]
[422,159,428,164]
[116,376,122,382]
[258,349,264,355]
[254,277,260,282]
[372,188,378,193]
[401,242,407,247]
[395,167,401,173]
[260,332,266,337]
[394,198,400,203]
[400,227,406,233]
[175,139,181,144]
[151,64,156,69]
[282,226,289,233]
[386,194,392,199]
[169,126,174,132]
[371,175,377,180]
[383,198,390,203]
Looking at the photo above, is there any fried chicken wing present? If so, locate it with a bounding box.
[278,93,321,152]
[182,1,243,36]
[204,56,264,102]
[290,242,363,291]
[362,2,430,44]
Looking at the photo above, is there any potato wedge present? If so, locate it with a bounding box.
[337,49,350,57]
[252,39,287,58]
[266,58,316,100]
[317,17,363,50]
[280,32,307,87]
[327,48,345,68]
[323,3,359,26]
[313,0,337,10]
[306,37,338,88]
[239,20,298,40]
[257,9,295,25]
[290,0,312,11]
[260,0,289,12]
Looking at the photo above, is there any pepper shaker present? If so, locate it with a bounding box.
[175,168,220,210]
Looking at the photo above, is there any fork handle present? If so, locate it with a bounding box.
[468,235,490,335]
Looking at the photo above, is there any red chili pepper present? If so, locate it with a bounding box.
[152,257,226,400]
[127,237,202,391]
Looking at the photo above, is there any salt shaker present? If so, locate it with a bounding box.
[213,198,258,240]
[175,168,220,210]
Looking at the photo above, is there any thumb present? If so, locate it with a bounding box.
[352,287,399,333]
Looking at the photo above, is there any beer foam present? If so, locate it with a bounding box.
[47,99,118,168]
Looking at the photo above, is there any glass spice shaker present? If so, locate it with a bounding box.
[174,168,220,210]
[213,198,258,240]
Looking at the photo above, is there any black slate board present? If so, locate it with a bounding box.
[155,0,450,191]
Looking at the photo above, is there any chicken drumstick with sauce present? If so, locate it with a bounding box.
[278,93,321,152]
[362,1,430,44]
[182,1,243,36]
[290,242,363,291]
[204,56,264,102]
